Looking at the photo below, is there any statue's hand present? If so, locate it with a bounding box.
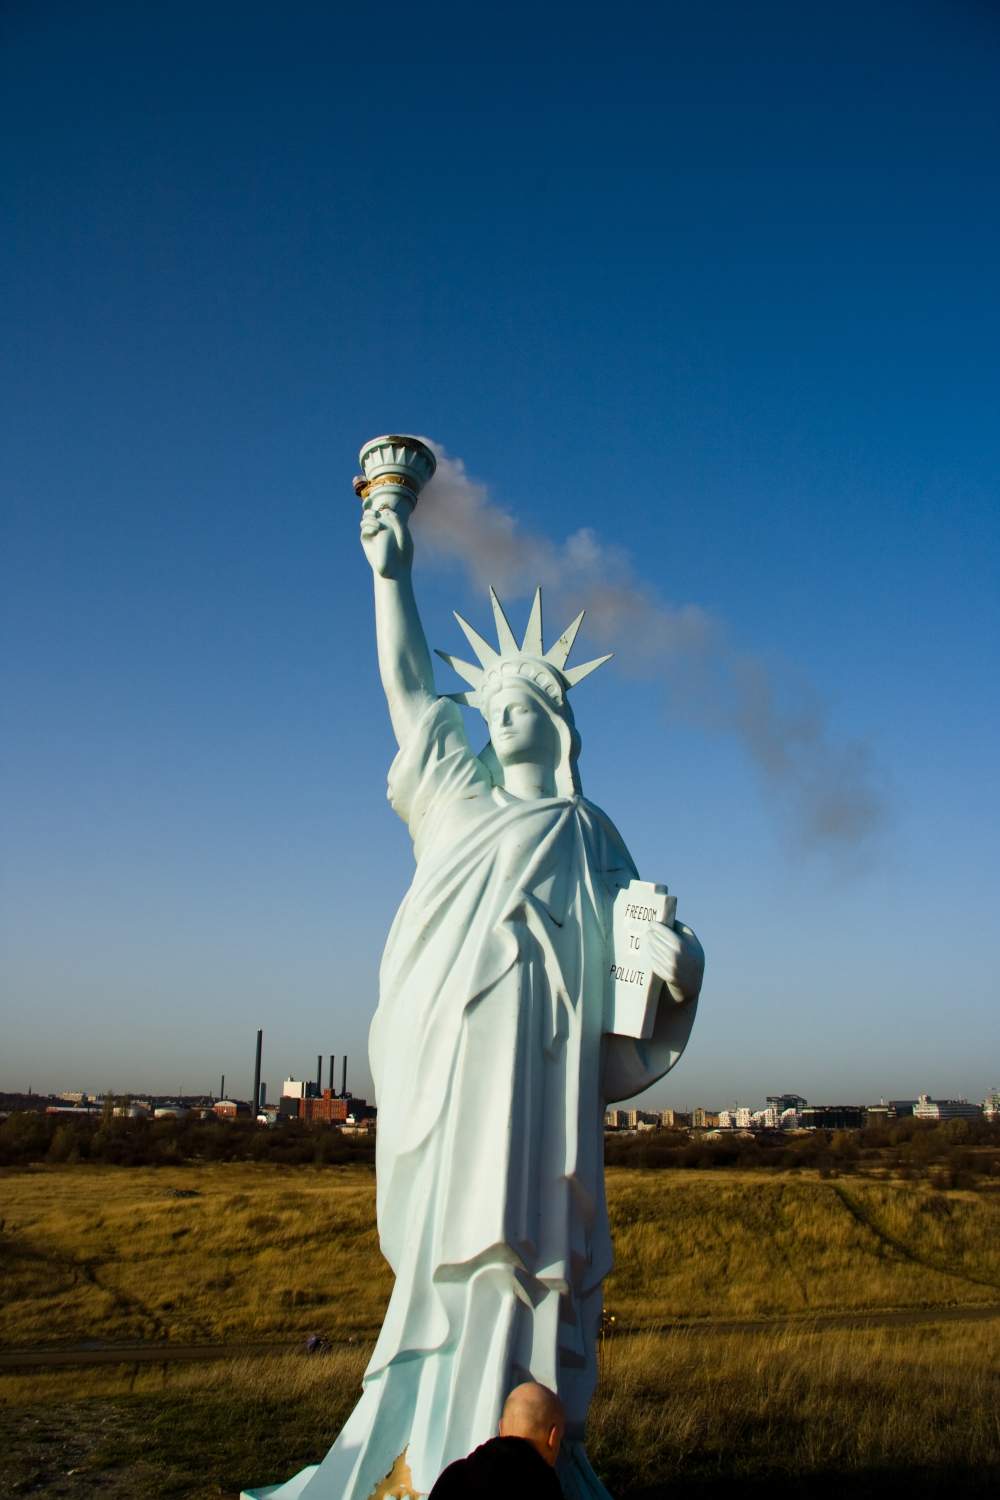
[360,505,414,579]
[644,921,704,1005]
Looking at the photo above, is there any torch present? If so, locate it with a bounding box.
[354,435,437,517]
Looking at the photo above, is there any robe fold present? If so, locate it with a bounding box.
[300,699,697,1500]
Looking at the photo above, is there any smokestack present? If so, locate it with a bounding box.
[341,1055,347,1099]
[220,1074,225,1100]
[317,1054,322,1091]
[329,1054,335,1091]
[253,1030,262,1122]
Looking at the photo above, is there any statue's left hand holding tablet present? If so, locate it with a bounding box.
[645,920,705,1006]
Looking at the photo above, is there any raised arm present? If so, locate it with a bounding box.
[360,505,437,745]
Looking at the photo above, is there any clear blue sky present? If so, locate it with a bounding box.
[2,0,997,1109]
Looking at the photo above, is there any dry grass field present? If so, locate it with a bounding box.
[4,1164,1000,1349]
[606,1168,1000,1323]
[1,1164,391,1350]
[2,1162,1000,1498]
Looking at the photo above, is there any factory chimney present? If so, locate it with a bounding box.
[220,1074,225,1101]
[328,1054,335,1091]
[316,1054,322,1091]
[253,1030,263,1120]
[341,1056,347,1100]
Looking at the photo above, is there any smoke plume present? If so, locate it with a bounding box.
[414,444,889,858]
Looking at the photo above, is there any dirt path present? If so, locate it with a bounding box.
[651,1302,1000,1336]
[4,1301,1000,1368]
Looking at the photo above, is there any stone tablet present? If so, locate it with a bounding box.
[606,880,678,1039]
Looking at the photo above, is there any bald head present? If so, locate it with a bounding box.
[499,1382,565,1466]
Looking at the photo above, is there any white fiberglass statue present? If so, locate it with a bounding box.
[245,438,704,1500]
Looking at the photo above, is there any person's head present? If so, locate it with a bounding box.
[498,1382,565,1467]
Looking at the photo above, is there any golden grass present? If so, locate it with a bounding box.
[3,1324,998,1493]
[603,1170,1000,1325]
[0,1341,373,1408]
[3,1165,1000,1493]
[589,1319,1000,1487]
[0,1163,391,1349]
[3,1165,1000,1356]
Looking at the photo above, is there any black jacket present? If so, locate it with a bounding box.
[429,1436,564,1500]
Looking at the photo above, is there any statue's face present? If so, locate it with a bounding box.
[488,687,559,767]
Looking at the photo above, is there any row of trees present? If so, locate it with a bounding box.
[0,1106,376,1168]
[3,1104,998,1178]
[603,1114,1000,1185]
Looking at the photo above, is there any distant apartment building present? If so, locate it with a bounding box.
[692,1108,719,1129]
[767,1093,807,1115]
[912,1094,982,1121]
[661,1109,692,1128]
[604,1109,638,1130]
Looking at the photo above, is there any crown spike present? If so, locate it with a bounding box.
[434,650,484,689]
[489,587,520,656]
[521,588,543,656]
[562,653,613,687]
[544,609,585,669]
[453,611,500,667]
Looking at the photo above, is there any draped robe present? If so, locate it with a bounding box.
[299,699,697,1500]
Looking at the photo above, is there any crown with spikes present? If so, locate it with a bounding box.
[435,587,612,719]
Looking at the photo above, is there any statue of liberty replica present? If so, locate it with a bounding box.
[251,438,704,1500]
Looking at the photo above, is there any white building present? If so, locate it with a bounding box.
[912,1094,981,1121]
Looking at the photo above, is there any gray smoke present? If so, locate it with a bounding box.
[414,444,889,857]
